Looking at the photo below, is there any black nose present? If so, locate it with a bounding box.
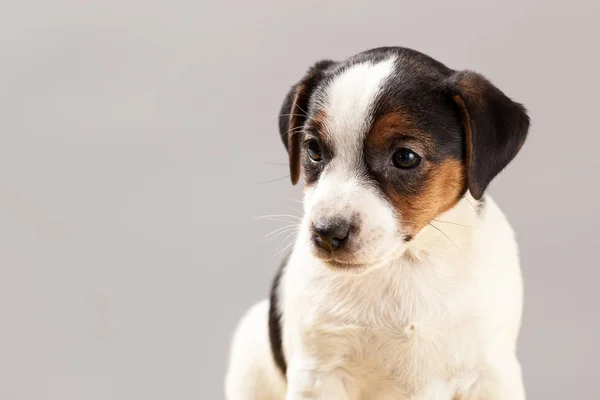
[312,219,350,252]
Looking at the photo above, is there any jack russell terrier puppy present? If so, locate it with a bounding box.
[225,47,530,400]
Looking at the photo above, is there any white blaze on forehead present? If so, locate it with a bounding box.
[320,57,396,164]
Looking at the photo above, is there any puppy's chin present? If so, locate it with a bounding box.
[319,258,371,273]
[313,247,406,276]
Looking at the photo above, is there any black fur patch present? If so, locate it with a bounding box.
[277,46,529,201]
[268,256,288,377]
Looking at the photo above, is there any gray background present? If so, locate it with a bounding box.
[1,0,598,399]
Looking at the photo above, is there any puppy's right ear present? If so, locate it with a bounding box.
[278,60,337,185]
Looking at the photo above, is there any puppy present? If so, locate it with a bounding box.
[225,47,530,400]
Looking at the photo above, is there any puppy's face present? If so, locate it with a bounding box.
[279,48,529,272]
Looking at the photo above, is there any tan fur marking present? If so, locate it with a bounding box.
[306,108,328,140]
[387,159,466,235]
[288,85,307,185]
[368,112,435,154]
[366,111,466,235]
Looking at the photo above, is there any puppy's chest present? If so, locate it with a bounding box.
[304,322,472,398]
[289,267,480,389]
[304,294,475,368]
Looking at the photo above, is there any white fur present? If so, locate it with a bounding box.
[318,57,396,165]
[277,195,525,400]
[225,58,525,399]
[225,300,287,400]
[306,57,405,270]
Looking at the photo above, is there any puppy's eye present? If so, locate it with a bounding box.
[306,140,322,162]
[392,148,421,169]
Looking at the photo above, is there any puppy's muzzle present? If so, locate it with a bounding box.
[312,219,350,252]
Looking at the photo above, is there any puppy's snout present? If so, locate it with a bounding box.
[312,219,350,252]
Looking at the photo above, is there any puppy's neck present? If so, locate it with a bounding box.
[399,194,484,266]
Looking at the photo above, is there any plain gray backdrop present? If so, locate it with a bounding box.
[1,0,599,399]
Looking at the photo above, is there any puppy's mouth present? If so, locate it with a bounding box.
[322,259,369,269]
[311,245,380,270]
[314,255,375,270]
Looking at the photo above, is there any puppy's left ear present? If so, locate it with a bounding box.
[447,70,530,200]
[278,60,337,185]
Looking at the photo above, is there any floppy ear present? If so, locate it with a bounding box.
[278,60,337,185]
[447,70,530,200]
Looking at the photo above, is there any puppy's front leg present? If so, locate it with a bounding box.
[457,358,526,400]
[285,360,356,400]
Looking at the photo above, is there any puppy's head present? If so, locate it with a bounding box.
[279,47,529,272]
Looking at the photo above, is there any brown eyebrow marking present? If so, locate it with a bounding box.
[366,111,436,154]
[365,110,467,235]
[304,108,329,140]
[386,159,466,234]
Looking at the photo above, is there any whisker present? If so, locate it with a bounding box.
[261,161,288,166]
[255,218,300,224]
[268,227,299,240]
[273,194,303,205]
[273,240,295,258]
[431,219,474,228]
[280,125,305,138]
[447,183,463,194]
[273,231,297,257]
[428,222,463,256]
[294,104,310,118]
[266,224,299,239]
[266,223,297,235]
[271,113,311,119]
[283,204,304,217]
[277,231,297,248]
[462,196,478,212]
[287,125,305,133]
[448,183,478,213]
[251,214,302,222]
[255,175,290,184]
[254,217,303,224]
